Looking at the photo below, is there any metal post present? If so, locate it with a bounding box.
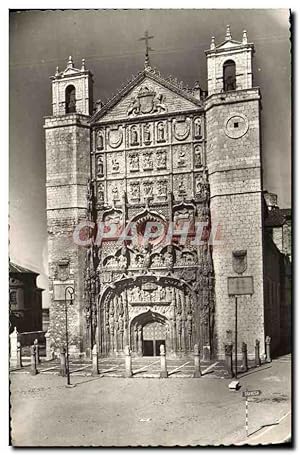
[265,336,271,363]
[235,296,238,378]
[16,341,22,368]
[255,339,261,367]
[64,286,74,387]
[60,347,67,376]
[245,397,249,437]
[225,343,234,378]
[34,338,40,364]
[30,345,38,375]
[241,342,248,372]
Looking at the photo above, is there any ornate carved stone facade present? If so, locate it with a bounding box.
[45,28,269,360]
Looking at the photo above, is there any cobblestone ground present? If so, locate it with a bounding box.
[10,354,291,447]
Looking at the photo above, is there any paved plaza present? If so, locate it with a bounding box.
[10,354,291,446]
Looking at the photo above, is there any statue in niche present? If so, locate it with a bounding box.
[143,152,153,169]
[128,288,135,302]
[157,180,167,196]
[96,155,104,178]
[87,179,94,215]
[129,154,139,171]
[130,183,140,199]
[177,150,186,167]
[112,185,119,201]
[164,248,173,268]
[159,287,166,300]
[178,180,186,195]
[156,150,167,168]
[152,255,163,267]
[143,124,151,144]
[194,145,204,168]
[143,181,153,197]
[157,122,166,143]
[135,255,143,267]
[119,255,127,269]
[96,130,104,150]
[112,157,120,173]
[130,126,139,146]
[194,118,202,138]
[97,183,104,203]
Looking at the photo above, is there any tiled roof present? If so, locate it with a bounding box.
[9,262,38,275]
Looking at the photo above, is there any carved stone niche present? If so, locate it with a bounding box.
[130,125,140,147]
[194,144,205,168]
[128,153,139,172]
[156,149,167,169]
[194,117,202,139]
[56,259,70,281]
[129,181,140,201]
[96,154,104,178]
[143,151,153,170]
[96,129,104,151]
[157,179,168,200]
[156,121,167,143]
[143,123,152,145]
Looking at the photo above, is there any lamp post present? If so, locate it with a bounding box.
[64,285,75,387]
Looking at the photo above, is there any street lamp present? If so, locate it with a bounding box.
[64,285,75,387]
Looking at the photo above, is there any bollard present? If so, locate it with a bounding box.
[60,348,67,376]
[193,344,202,378]
[10,327,18,368]
[45,331,52,360]
[34,339,40,364]
[30,345,38,375]
[202,344,211,361]
[16,341,23,369]
[159,344,168,378]
[224,343,234,378]
[241,342,248,372]
[255,339,261,367]
[124,345,132,378]
[91,344,100,376]
[265,336,272,363]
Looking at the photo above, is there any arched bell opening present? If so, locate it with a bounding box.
[130,310,169,357]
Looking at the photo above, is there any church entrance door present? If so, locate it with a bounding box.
[142,321,166,356]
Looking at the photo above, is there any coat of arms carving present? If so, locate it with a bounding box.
[173,118,191,141]
[127,85,167,116]
[232,250,247,274]
[108,126,123,148]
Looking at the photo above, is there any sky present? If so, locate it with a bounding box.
[9,9,291,306]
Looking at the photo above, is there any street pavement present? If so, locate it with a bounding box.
[10,354,291,447]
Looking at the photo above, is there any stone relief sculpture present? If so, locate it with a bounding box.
[194,145,204,168]
[157,180,168,197]
[96,129,104,150]
[130,125,139,146]
[129,182,140,200]
[96,155,104,178]
[111,157,120,173]
[143,152,153,170]
[127,85,167,116]
[173,118,190,141]
[194,117,202,138]
[157,122,166,143]
[177,150,186,167]
[108,126,123,148]
[129,153,139,172]
[143,123,152,144]
[156,149,167,169]
[97,183,105,203]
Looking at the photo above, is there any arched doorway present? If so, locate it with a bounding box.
[130,310,168,357]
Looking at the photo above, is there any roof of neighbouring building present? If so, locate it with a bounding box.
[265,208,292,227]
[9,262,38,275]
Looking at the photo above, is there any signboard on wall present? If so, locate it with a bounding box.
[227,276,254,296]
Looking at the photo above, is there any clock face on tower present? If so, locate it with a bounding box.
[224,113,249,139]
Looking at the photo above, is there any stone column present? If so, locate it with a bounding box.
[9,327,18,368]
[30,345,38,375]
[60,348,67,376]
[193,344,202,378]
[255,339,261,367]
[34,339,40,364]
[45,331,52,360]
[160,344,168,378]
[16,341,23,369]
[124,345,132,378]
[224,343,233,378]
[265,336,272,363]
[91,344,100,376]
[241,342,248,372]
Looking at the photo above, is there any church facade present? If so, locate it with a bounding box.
[45,27,273,360]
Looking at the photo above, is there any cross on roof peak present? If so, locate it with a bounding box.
[139,30,154,69]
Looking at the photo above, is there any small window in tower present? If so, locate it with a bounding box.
[234,122,239,128]
[65,85,76,113]
[223,60,236,92]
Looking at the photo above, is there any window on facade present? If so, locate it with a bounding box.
[65,85,76,113]
[10,290,17,308]
[223,60,236,92]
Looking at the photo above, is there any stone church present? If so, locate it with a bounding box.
[44,26,291,360]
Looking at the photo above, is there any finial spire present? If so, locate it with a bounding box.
[81,58,86,71]
[139,30,154,70]
[225,25,232,41]
[55,66,60,76]
[242,30,248,44]
[67,55,74,69]
[210,36,216,50]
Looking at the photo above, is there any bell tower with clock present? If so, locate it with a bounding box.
[205,26,265,358]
